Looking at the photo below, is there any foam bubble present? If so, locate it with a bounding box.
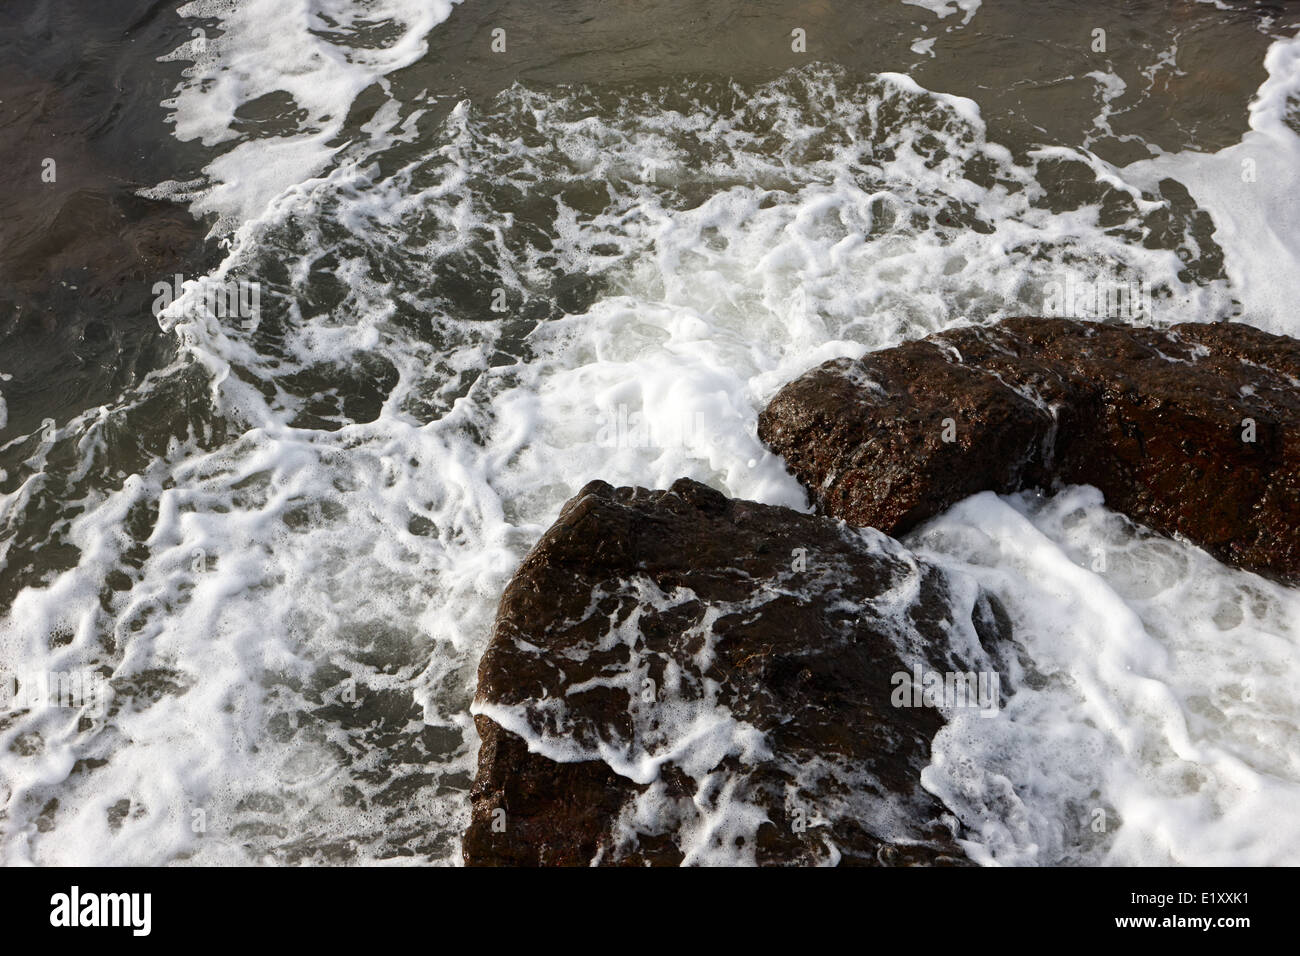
[148,0,462,231]
[0,60,1286,864]
[912,487,1300,866]
[1125,28,1300,335]
[902,0,983,27]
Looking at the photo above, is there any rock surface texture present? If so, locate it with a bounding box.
[759,318,1300,583]
[464,478,1007,866]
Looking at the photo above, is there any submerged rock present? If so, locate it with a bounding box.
[759,318,1300,583]
[464,478,1007,866]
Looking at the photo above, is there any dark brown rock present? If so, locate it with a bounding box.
[464,478,1008,866]
[759,318,1300,583]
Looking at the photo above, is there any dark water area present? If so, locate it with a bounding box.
[0,0,214,441]
[413,0,1289,155]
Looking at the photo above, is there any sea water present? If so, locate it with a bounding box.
[1,0,1297,865]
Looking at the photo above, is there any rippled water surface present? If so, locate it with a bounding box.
[1,0,1298,865]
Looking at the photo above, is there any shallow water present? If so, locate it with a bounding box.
[1,0,1298,865]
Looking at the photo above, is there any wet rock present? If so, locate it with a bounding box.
[464,478,1006,866]
[759,318,1300,583]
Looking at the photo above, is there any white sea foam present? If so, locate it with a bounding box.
[902,0,982,27]
[1,40,1295,864]
[902,0,981,64]
[1125,28,1300,334]
[912,487,1300,866]
[149,0,462,230]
